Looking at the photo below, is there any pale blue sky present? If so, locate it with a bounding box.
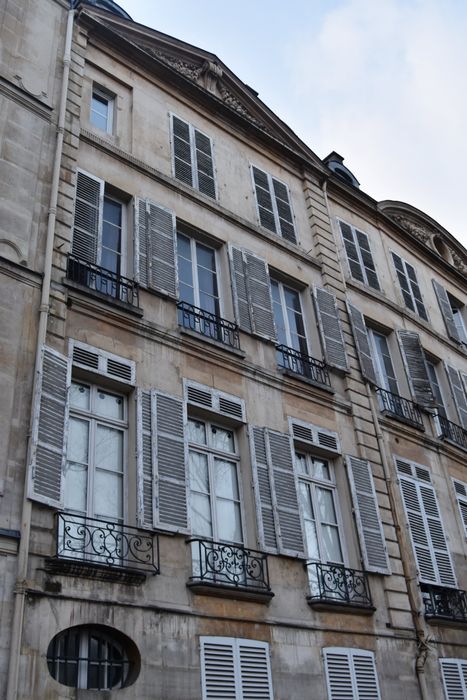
[117,0,467,248]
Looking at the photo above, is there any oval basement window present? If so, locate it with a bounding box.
[47,624,140,690]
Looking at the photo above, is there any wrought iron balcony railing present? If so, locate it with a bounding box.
[422,584,467,623]
[306,562,374,610]
[67,254,139,306]
[177,302,241,350]
[276,345,331,386]
[188,538,271,594]
[376,387,424,428]
[49,512,159,581]
[435,414,467,451]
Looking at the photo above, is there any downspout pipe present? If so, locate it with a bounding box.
[6,8,75,699]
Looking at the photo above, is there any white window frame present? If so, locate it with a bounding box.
[250,164,296,240]
[452,479,467,538]
[101,193,127,277]
[367,328,399,394]
[177,230,223,316]
[391,251,428,319]
[323,647,381,700]
[448,294,467,344]
[270,278,309,353]
[90,85,114,134]
[170,113,217,198]
[338,219,380,289]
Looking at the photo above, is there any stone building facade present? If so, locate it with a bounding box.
[0,1,466,699]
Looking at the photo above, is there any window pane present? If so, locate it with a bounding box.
[310,459,330,481]
[321,524,343,563]
[191,492,212,537]
[196,243,216,272]
[67,418,89,464]
[300,481,314,519]
[177,233,192,261]
[189,451,209,493]
[210,426,234,453]
[216,499,242,542]
[91,94,109,131]
[295,453,307,475]
[63,462,87,513]
[178,257,194,288]
[95,391,124,420]
[95,426,123,473]
[187,419,206,445]
[316,487,338,524]
[70,383,90,410]
[94,470,123,519]
[214,459,239,499]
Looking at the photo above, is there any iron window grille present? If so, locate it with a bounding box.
[376,387,424,428]
[435,414,467,451]
[177,301,240,349]
[422,583,467,623]
[276,344,331,386]
[306,561,374,610]
[67,254,139,306]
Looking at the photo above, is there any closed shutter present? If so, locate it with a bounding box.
[238,640,273,699]
[432,280,461,343]
[134,199,177,297]
[252,166,276,233]
[345,456,390,574]
[229,246,275,339]
[313,287,348,370]
[324,648,381,700]
[250,428,278,551]
[172,115,193,187]
[28,346,71,507]
[440,659,467,700]
[445,363,467,428]
[346,303,377,384]
[355,229,380,290]
[397,330,434,407]
[392,252,414,311]
[229,246,253,333]
[272,178,296,243]
[136,390,155,528]
[194,129,216,199]
[392,253,428,320]
[72,170,103,263]
[339,222,379,290]
[453,480,467,537]
[340,221,365,283]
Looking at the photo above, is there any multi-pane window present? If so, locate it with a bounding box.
[391,252,428,320]
[177,232,220,316]
[324,648,381,700]
[452,480,467,537]
[171,115,216,198]
[90,86,114,133]
[271,280,308,354]
[338,221,380,290]
[368,329,399,394]
[448,294,467,344]
[101,196,124,276]
[251,165,297,243]
[426,359,447,418]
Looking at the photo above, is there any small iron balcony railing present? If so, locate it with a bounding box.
[177,302,241,350]
[67,254,139,306]
[188,538,271,592]
[276,345,331,386]
[306,562,373,609]
[422,584,467,623]
[376,387,424,428]
[54,512,159,576]
[435,414,467,451]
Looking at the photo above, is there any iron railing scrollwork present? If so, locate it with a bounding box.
[55,512,159,575]
[276,345,331,386]
[67,254,139,306]
[376,387,423,428]
[177,302,240,350]
[435,414,467,451]
[306,562,373,608]
[422,584,467,623]
[188,538,271,592]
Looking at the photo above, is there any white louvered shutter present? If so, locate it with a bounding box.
[194,129,216,198]
[272,178,296,243]
[324,648,381,700]
[135,199,177,297]
[229,247,275,340]
[172,115,193,187]
[229,246,253,333]
[72,170,103,263]
[313,287,348,371]
[392,253,428,320]
[28,346,71,507]
[432,280,461,343]
[445,363,467,428]
[345,456,390,574]
[252,166,277,233]
[136,390,155,528]
[397,330,434,407]
[250,427,278,552]
[346,303,377,384]
[339,222,380,290]
[440,659,467,700]
[238,640,273,700]
[453,480,467,537]
[134,198,148,287]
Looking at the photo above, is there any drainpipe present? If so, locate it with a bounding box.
[6,8,75,699]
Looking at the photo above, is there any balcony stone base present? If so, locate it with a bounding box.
[187,580,274,604]
[307,596,376,615]
[45,557,148,585]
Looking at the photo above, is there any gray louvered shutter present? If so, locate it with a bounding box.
[340,221,364,283]
[440,659,467,700]
[135,199,177,297]
[445,364,467,428]
[432,280,461,343]
[313,287,348,370]
[136,390,155,528]
[252,166,276,233]
[194,129,216,199]
[229,246,252,333]
[453,480,467,537]
[134,198,148,286]
[355,229,380,290]
[346,303,377,384]
[28,346,70,507]
[172,115,193,187]
[272,178,296,243]
[392,252,415,312]
[200,638,236,699]
[250,427,278,551]
[238,640,273,700]
[245,251,276,340]
[345,456,390,574]
[324,648,381,700]
[72,170,103,263]
[397,330,434,407]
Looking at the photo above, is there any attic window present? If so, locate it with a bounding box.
[334,167,354,184]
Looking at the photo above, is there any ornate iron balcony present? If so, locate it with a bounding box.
[422,584,467,623]
[177,302,241,350]
[47,512,159,583]
[188,538,271,594]
[376,387,424,428]
[276,344,331,386]
[306,562,374,611]
[436,414,467,451]
[67,254,139,306]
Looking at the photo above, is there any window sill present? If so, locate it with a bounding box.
[179,326,246,358]
[187,580,274,604]
[279,367,334,394]
[64,279,143,317]
[44,557,148,585]
[380,409,425,431]
[306,597,376,615]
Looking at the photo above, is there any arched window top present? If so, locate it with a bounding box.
[47,624,139,690]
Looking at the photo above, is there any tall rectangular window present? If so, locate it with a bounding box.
[91,86,114,134]
[271,280,308,355]
[338,220,380,290]
[426,359,447,418]
[448,293,467,344]
[251,165,297,243]
[368,329,399,394]
[177,232,220,316]
[392,252,428,320]
[171,115,216,198]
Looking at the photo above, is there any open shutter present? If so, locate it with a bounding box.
[346,303,377,384]
[453,480,467,537]
[229,246,252,333]
[397,330,434,407]
[135,199,177,297]
[229,246,275,339]
[440,659,467,700]
[238,640,273,700]
[345,456,390,574]
[72,170,103,264]
[172,115,193,187]
[28,346,70,507]
[194,129,216,198]
[272,178,296,243]
[134,198,148,286]
[432,280,461,343]
[324,648,381,700]
[252,166,276,233]
[250,427,278,551]
[313,287,348,370]
[445,364,467,428]
[136,390,155,528]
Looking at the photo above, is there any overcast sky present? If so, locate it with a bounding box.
[117,0,467,249]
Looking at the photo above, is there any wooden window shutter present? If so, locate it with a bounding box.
[452,480,467,537]
[355,229,380,290]
[252,166,277,233]
[172,115,193,187]
[340,221,365,283]
[136,390,155,528]
[72,170,103,264]
[28,346,71,508]
[445,363,467,428]
[238,639,273,699]
[313,287,348,371]
[229,246,276,340]
[346,303,377,384]
[272,178,296,243]
[229,246,253,333]
[432,280,461,343]
[345,456,390,574]
[440,659,467,700]
[134,199,177,297]
[194,129,216,199]
[250,427,278,552]
[324,648,381,700]
[392,252,415,312]
[397,330,434,407]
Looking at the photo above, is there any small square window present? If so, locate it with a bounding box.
[91,86,114,133]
